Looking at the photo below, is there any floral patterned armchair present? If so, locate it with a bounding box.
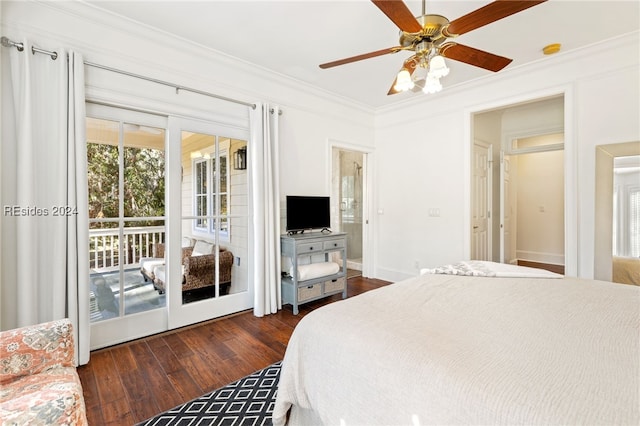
[0,319,87,425]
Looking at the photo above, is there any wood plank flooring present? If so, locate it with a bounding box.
[517,260,565,275]
[77,276,390,425]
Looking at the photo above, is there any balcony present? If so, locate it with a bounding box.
[89,225,165,272]
[89,225,165,322]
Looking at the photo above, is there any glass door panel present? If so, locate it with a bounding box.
[181,131,219,304]
[86,104,168,350]
[87,115,167,321]
[168,118,251,329]
[225,137,249,295]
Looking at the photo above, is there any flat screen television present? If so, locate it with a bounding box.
[286,195,330,233]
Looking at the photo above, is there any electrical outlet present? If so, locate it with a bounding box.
[414,260,420,269]
[235,256,241,266]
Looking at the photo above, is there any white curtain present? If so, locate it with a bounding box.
[0,40,90,365]
[249,103,282,316]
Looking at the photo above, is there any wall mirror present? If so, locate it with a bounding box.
[594,141,640,284]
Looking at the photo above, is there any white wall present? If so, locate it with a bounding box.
[374,32,639,282]
[1,1,375,193]
[516,150,564,264]
[1,1,638,290]
[0,1,375,326]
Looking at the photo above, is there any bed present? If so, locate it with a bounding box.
[272,261,640,425]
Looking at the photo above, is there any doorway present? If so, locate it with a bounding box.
[471,96,566,273]
[167,117,252,330]
[86,104,252,349]
[86,104,169,348]
[331,147,365,276]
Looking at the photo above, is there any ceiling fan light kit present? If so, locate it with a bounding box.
[394,68,415,91]
[427,55,449,78]
[423,73,442,94]
[320,0,548,97]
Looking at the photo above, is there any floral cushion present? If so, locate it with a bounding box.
[0,366,86,425]
[0,319,87,425]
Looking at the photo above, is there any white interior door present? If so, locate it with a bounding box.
[167,117,253,329]
[500,151,517,264]
[472,140,492,260]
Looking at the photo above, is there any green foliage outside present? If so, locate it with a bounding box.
[87,143,165,228]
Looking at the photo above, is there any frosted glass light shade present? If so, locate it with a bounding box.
[428,55,449,78]
[394,69,415,91]
[422,74,442,94]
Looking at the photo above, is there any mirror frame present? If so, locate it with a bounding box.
[594,141,640,281]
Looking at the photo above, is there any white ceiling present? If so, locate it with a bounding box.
[85,0,639,109]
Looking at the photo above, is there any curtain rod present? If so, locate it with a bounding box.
[84,60,256,110]
[1,36,283,113]
[1,36,58,60]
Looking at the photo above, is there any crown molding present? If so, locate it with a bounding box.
[52,1,376,117]
[3,0,375,125]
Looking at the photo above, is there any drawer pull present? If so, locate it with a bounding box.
[309,247,313,250]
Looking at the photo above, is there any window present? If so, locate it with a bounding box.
[613,156,640,257]
[211,153,229,235]
[630,189,640,257]
[194,159,208,230]
[192,150,229,239]
[508,132,564,155]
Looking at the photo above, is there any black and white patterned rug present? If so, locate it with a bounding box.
[138,361,281,426]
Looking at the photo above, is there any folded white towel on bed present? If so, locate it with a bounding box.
[290,262,340,281]
[421,260,563,278]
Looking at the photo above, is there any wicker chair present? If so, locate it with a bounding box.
[150,242,233,295]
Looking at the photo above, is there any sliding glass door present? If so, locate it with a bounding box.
[86,107,252,348]
[86,104,168,348]
[167,117,252,329]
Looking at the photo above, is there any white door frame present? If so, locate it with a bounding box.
[464,85,577,276]
[87,103,169,350]
[328,140,374,278]
[167,116,252,329]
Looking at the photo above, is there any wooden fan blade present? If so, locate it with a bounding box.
[320,47,400,69]
[441,43,512,72]
[387,56,418,95]
[445,0,547,36]
[372,0,423,33]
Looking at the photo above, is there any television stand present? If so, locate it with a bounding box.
[287,227,332,236]
[280,232,347,314]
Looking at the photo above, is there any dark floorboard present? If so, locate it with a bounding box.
[77,276,390,425]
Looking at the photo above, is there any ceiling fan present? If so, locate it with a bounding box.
[319,0,547,95]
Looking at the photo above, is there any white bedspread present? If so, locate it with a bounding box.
[273,272,640,425]
[421,260,563,278]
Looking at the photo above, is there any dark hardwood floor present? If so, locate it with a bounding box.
[517,260,565,275]
[77,276,390,425]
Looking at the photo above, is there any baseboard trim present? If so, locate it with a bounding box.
[516,250,564,266]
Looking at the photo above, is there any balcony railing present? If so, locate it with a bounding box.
[89,226,165,271]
